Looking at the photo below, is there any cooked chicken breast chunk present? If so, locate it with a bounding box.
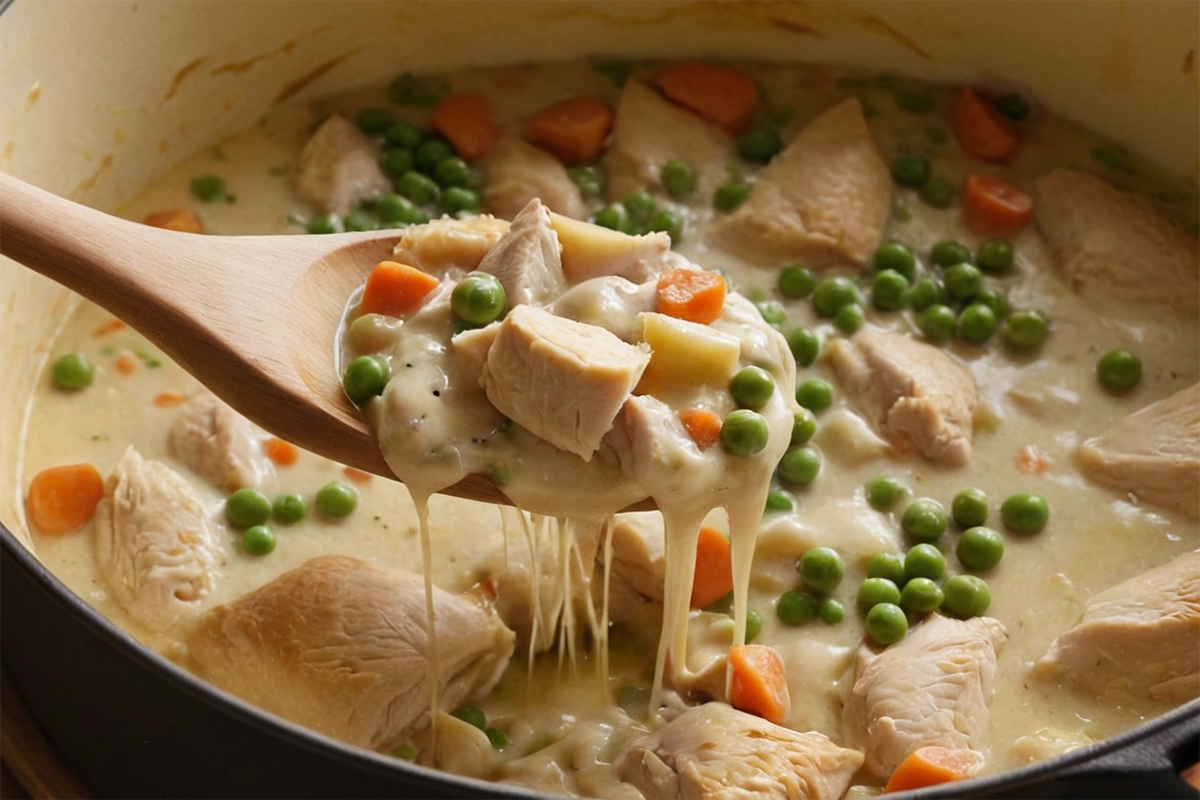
[477,198,568,307]
[294,114,391,216]
[168,391,268,491]
[843,614,1007,778]
[617,702,863,800]
[485,138,588,221]
[93,447,222,633]
[708,98,891,268]
[186,555,515,751]
[392,215,511,274]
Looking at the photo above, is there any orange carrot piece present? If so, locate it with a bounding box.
[115,351,139,375]
[961,174,1033,238]
[678,408,722,451]
[727,644,790,724]
[653,61,760,134]
[91,318,127,337]
[26,463,106,536]
[1015,444,1051,474]
[656,268,726,325]
[431,94,498,162]
[263,437,299,467]
[143,208,204,234]
[691,526,734,609]
[885,746,979,793]
[343,466,372,484]
[154,392,186,408]
[525,95,614,165]
[954,86,1021,162]
[361,261,440,318]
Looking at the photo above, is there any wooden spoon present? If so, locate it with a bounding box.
[0,172,523,505]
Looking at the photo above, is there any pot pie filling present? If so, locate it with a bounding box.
[19,59,1200,798]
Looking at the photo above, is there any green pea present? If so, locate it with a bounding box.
[738,126,783,163]
[777,447,821,485]
[343,355,390,405]
[778,265,816,299]
[720,409,770,456]
[316,481,358,518]
[415,139,453,173]
[812,277,863,318]
[957,303,998,344]
[872,242,917,282]
[904,543,946,581]
[866,553,905,584]
[190,174,233,203]
[226,488,272,529]
[776,589,819,626]
[383,120,425,149]
[381,147,415,179]
[730,366,776,409]
[865,477,904,511]
[993,93,1031,121]
[865,602,908,645]
[899,577,943,613]
[376,193,428,226]
[798,547,844,593]
[786,328,820,367]
[397,170,440,205]
[441,186,481,216]
[920,177,955,209]
[451,273,506,325]
[834,303,865,334]
[790,410,817,446]
[891,154,931,188]
[567,166,603,199]
[895,90,936,114]
[942,575,992,618]
[433,156,472,188]
[1097,349,1142,391]
[593,204,631,233]
[857,577,901,612]
[394,744,417,760]
[872,269,910,312]
[343,210,377,232]
[485,727,508,751]
[451,706,487,731]
[818,597,845,625]
[272,494,307,525]
[623,191,656,225]
[1001,492,1049,534]
[51,353,94,391]
[952,488,989,528]
[765,489,794,513]
[648,210,684,244]
[908,278,948,311]
[917,304,957,343]
[714,182,751,212]
[1003,310,1049,349]
[354,107,394,136]
[661,159,697,198]
[901,498,949,541]
[976,240,1014,272]
[307,215,343,235]
[795,378,834,413]
[745,609,764,642]
[957,526,1005,571]
[974,288,1011,321]
[242,524,276,556]
[930,240,974,268]
[943,263,983,302]
[757,299,787,328]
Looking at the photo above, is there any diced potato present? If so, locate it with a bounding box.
[635,311,740,396]
[548,212,670,285]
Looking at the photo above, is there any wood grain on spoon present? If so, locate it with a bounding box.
[0,172,525,506]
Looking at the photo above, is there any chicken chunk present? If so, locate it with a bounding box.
[1035,168,1200,313]
[1076,383,1200,517]
[168,391,268,491]
[484,138,588,221]
[391,215,511,274]
[603,79,731,202]
[828,327,978,466]
[617,702,863,800]
[598,512,666,628]
[477,198,568,307]
[480,305,650,460]
[843,614,1007,778]
[1035,550,1200,703]
[708,98,890,268]
[294,114,391,216]
[93,447,222,634]
[186,555,515,752]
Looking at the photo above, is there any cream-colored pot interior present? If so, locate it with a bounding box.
[1,0,1197,557]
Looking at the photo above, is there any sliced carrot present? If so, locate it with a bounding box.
[431,94,498,162]
[115,351,139,375]
[678,408,722,451]
[525,95,614,165]
[263,437,300,467]
[885,746,979,793]
[961,173,1034,238]
[154,392,186,408]
[91,318,127,337]
[691,526,734,609]
[727,643,790,725]
[361,261,441,318]
[653,61,760,134]
[954,86,1020,162]
[656,268,726,325]
[26,463,106,535]
[143,208,204,234]
[343,466,372,484]
[1015,444,1051,474]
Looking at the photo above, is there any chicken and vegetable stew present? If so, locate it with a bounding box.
[22,58,1199,798]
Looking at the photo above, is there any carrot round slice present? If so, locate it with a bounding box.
[728,643,790,724]
[954,86,1020,162]
[678,407,722,451]
[361,261,440,318]
[653,62,759,134]
[885,745,979,793]
[961,174,1033,238]
[26,463,106,535]
[656,268,726,324]
[526,95,614,165]
[431,94,498,162]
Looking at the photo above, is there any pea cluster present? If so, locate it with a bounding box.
[700,592,765,643]
[223,480,359,556]
[776,547,846,628]
[450,705,508,752]
[592,187,685,245]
